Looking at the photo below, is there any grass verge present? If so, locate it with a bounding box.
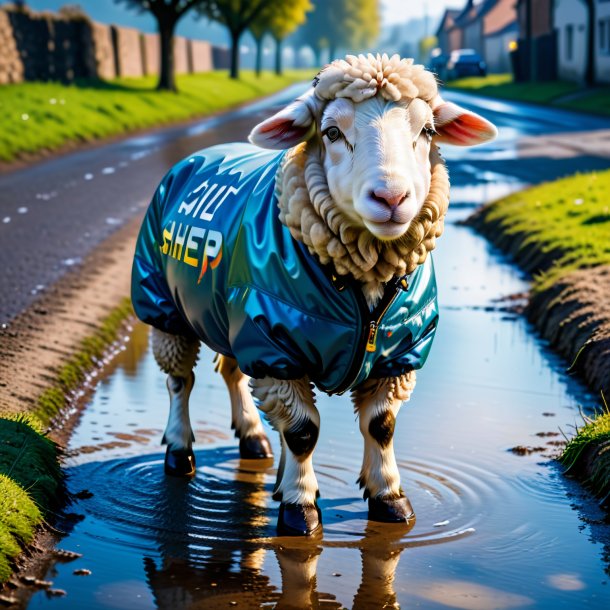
[444,74,610,116]
[468,171,610,500]
[35,297,133,427]
[560,404,610,505]
[0,69,312,163]
[469,169,610,290]
[0,414,62,582]
[0,298,134,583]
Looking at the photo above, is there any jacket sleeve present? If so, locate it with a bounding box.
[131,170,196,338]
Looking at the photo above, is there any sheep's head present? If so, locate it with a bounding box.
[249,54,497,243]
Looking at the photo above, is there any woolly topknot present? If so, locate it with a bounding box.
[314,53,438,104]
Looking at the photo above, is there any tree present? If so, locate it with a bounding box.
[115,0,204,92]
[268,0,311,75]
[197,0,274,79]
[291,0,379,67]
[250,0,277,76]
[328,0,380,59]
[291,0,332,67]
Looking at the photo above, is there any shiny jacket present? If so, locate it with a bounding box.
[131,144,439,394]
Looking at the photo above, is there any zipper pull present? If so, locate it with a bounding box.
[366,321,378,352]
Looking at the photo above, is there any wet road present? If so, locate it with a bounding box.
[21,89,610,608]
[1,85,610,323]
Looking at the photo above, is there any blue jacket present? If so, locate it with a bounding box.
[131,144,439,394]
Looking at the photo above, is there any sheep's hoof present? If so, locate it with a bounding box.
[164,447,196,478]
[239,434,273,459]
[277,502,321,536]
[368,495,414,523]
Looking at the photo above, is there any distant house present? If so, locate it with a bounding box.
[514,0,555,81]
[554,0,588,82]
[440,0,517,73]
[482,0,518,73]
[454,0,484,54]
[435,8,461,54]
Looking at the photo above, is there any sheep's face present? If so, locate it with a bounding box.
[249,86,496,242]
[319,95,435,240]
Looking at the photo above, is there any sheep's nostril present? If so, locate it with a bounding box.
[371,189,409,208]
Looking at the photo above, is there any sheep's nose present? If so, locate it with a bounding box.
[371,188,409,208]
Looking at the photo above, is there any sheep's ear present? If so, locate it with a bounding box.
[249,89,319,150]
[432,101,497,146]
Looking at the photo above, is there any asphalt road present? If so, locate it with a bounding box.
[1,83,609,324]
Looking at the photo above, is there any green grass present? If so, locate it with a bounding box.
[0,70,312,162]
[445,74,610,115]
[477,169,610,291]
[0,414,63,582]
[36,297,134,426]
[0,474,42,582]
[560,406,610,504]
[0,298,134,582]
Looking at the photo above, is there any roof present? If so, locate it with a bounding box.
[454,0,478,27]
[482,0,517,36]
[435,8,461,37]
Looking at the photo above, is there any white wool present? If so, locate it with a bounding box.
[314,53,439,104]
[276,142,450,306]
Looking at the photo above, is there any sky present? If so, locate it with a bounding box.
[2,0,466,38]
[381,0,462,25]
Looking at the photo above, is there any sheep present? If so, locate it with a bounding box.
[131,53,497,536]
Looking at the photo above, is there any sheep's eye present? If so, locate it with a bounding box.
[324,126,342,143]
[423,126,437,140]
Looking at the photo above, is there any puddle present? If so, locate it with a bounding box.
[24,91,610,607]
[24,204,610,610]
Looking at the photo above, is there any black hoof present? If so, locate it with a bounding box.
[164,447,196,478]
[368,495,414,523]
[239,434,273,459]
[278,503,321,536]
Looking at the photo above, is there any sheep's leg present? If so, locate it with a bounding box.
[352,372,417,522]
[214,355,273,459]
[151,328,200,477]
[251,376,321,536]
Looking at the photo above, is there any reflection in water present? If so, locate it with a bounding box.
[61,450,414,609]
[351,522,411,610]
[412,580,533,610]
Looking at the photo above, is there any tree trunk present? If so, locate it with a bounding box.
[255,36,263,76]
[230,30,241,79]
[158,19,177,92]
[274,37,282,75]
[328,44,336,61]
[584,0,596,86]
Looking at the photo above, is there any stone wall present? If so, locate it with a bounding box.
[0,6,223,85]
[111,25,143,78]
[141,32,159,76]
[189,39,213,73]
[174,36,189,74]
[0,10,23,84]
[6,8,94,82]
[212,46,231,70]
[87,22,115,80]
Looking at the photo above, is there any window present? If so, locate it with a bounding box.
[566,24,574,60]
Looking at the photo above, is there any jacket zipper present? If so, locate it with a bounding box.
[332,278,404,395]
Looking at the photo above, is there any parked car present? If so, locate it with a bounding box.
[428,48,450,81]
[446,49,487,79]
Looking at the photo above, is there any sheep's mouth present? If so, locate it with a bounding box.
[363,218,410,241]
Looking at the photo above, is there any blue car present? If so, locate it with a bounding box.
[447,49,487,79]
